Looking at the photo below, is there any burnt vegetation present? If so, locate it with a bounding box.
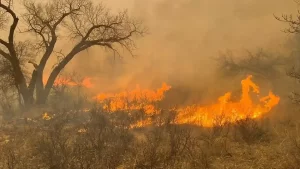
[1,0,300,169]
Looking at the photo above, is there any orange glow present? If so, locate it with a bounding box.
[42,112,51,120]
[94,75,280,128]
[81,78,94,88]
[43,76,94,88]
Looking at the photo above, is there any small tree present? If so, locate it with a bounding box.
[275,2,300,104]
[0,0,145,108]
[216,49,286,80]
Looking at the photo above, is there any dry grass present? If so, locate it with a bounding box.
[0,108,300,169]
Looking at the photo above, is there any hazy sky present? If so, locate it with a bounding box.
[68,0,297,93]
[1,0,299,94]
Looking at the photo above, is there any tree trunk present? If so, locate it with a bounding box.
[12,62,34,109]
[37,60,68,105]
[32,48,83,105]
[35,73,57,105]
[35,72,46,105]
[35,88,49,105]
[19,85,34,110]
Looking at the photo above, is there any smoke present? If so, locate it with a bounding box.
[54,0,297,102]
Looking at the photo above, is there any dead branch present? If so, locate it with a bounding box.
[274,3,300,34]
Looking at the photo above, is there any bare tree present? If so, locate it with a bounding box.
[216,49,286,80]
[274,0,300,34]
[0,0,145,108]
[275,2,300,104]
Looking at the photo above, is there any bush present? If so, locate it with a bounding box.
[233,118,270,144]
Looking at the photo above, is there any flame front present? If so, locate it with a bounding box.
[94,75,279,128]
[95,83,171,115]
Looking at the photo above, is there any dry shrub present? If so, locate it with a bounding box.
[232,118,270,145]
[0,108,296,169]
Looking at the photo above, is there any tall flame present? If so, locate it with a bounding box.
[175,75,280,127]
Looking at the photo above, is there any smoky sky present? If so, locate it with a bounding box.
[0,0,296,94]
[65,0,297,94]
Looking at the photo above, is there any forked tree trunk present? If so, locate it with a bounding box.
[19,84,48,106]
[34,69,60,105]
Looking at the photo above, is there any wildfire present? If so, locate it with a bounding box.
[93,75,280,128]
[175,75,280,127]
[95,83,171,115]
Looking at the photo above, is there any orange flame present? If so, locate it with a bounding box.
[95,83,171,114]
[94,75,280,128]
[175,75,280,127]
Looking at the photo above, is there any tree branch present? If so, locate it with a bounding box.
[274,13,300,33]
[0,2,18,44]
[53,7,81,29]
[0,38,9,48]
[0,48,10,60]
[82,22,122,41]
